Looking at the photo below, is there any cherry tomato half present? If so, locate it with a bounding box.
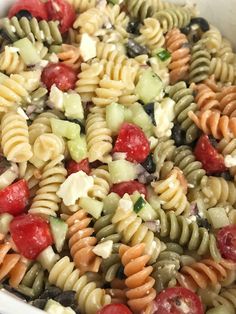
[8,0,48,20]
[0,179,29,216]
[97,304,132,314]
[10,214,53,260]
[217,225,236,262]
[110,181,147,198]
[41,63,77,92]
[154,287,204,314]
[66,158,91,176]
[114,123,150,163]
[46,0,76,33]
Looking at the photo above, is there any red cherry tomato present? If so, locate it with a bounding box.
[154,287,204,314]
[8,0,48,20]
[10,214,53,260]
[46,0,76,33]
[217,225,236,262]
[97,304,132,314]
[66,158,91,176]
[41,63,77,92]
[114,123,150,163]
[0,179,29,216]
[110,181,147,198]
[194,134,227,175]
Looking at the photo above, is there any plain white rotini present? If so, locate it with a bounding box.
[65,0,96,12]
[202,25,222,54]
[88,166,112,201]
[0,46,25,75]
[49,256,111,314]
[1,111,32,163]
[73,8,104,35]
[29,155,67,217]
[209,58,236,85]
[85,106,112,163]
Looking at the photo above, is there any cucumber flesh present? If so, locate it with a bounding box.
[79,197,103,219]
[49,217,68,253]
[131,191,157,221]
[51,118,80,140]
[103,192,121,214]
[68,135,87,162]
[130,102,153,135]
[14,38,41,66]
[135,69,163,104]
[106,102,125,134]
[108,160,138,184]
[64,93,84,120]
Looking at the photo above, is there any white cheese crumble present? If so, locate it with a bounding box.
[49,53,59,63]
[8,46,20,53]
[224,154,236,167]
[153,98,175,138]
[57,171,94,206]
[49,84,64,111]
[79,33,97,61]
[92,240,113,259]
[118,196,133,212]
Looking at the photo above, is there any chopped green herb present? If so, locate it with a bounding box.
[157,50,171,62]
[134,197,146,213]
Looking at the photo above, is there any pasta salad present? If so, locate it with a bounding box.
[0,0,236,313]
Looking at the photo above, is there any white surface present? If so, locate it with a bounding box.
[0,0,236,313]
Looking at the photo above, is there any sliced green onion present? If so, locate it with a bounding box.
[134,197,146,213]
[156,50,171,62]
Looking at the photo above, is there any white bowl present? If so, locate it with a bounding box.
[0,0,236,313]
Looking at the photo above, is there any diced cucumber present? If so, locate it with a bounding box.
[124,108,133,123]
[135,69,163,104]
[68,135,87,163]
[207,207,229,229]
[106,102,125,134]
[108,160,138,184]
[0,213,13,235]
[37,246,59,272]
[130,103,153,135]
[14,38,41,66]
[131,192,158,221]
[64,93,84,120]
[51,118,80,140]
[103,192,121,214]
[79,197,103,219]
[49,217,68,253]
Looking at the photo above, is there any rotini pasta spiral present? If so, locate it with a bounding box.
[112,196,162,263]
[73,8,104,35]
[153,137,175,177]
[101,253,122,283]
[216,38,235,64]
[152,168,190,216]
[94,213,121,245]
[194,81,220,111]
[85,106,112,163]
[154,8,192,33]
[165,28,190,84]
[119,243,156,313]
[88,166,111,201]
[58,44,81,70]
[168,81,199,143]
[155,208,221,260]
[173,145,206,186]
[29,155,67,217]
[0,17,62,44]
[16,263,45,298]
[76,62,103,102]
[136,18,165,53]
[209,58,235,85]
[65,0,96,13]
[189,109,236,141]
[48,256,111,314]
[34,41,48,59]
[217,86,236,117]
[1,111,32,162]
[212,286,236,313]
[177,259,236,291]
[0,242,29,288]
[33,133,65,162]
[66,210,102,274]
[104,4,129,39]
[189,41,211,84]
[217,138,236,180]
[18,162,40,198]
[0,73,29,112]
[0,46,25,75]
[202,25,222,54]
